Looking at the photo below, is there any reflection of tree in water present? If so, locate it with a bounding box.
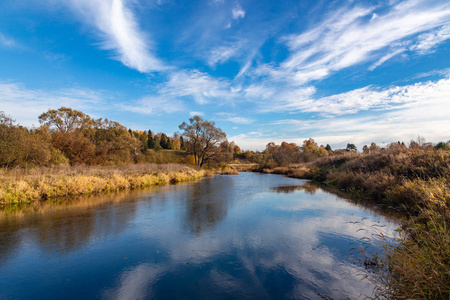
[270,182,319,195]
[0,191,141,259]
[184,176,233,236]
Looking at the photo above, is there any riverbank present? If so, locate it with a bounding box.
[0,164,212,205]
[257,147,449,299]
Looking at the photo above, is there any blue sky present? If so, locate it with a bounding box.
[0,0,449,150]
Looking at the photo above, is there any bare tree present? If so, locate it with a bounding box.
[179,115,227,166]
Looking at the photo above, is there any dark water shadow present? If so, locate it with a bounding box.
[183,175,234,236]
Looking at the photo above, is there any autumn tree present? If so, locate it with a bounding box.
[38,107,93,133]
[0,112,57,167]
[179,115,227,166]
[0,112,25,167]
[38,107,142,165]
[92,119,140,164]
[301,138,328,162]
[362,145,369,153]
[172,133,182,150]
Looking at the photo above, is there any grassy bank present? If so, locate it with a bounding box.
[259,147,449,298]
[0,164,211,205]
[262,148,449,210]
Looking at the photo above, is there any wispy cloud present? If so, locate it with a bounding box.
[116,96,185,115]
[413,67,450,79]
[190,111,204,117]
[67,0,166,73]
[217,113,254,124]
[411,24,450,54]
[0,82,106,126]
[369,47,406,71]
[253,0,450,85]
[0,32,19,48]
[160,70,236,105]
[232,5,245,20]
[264,74,450,116]
[207,42,244,67]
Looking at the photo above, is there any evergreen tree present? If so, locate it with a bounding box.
[147,130,156,149]
[346,143,357,152]
[139,133,148,153]
[180,136,185,150]
[160,133,171,149]
[153,135,162,151]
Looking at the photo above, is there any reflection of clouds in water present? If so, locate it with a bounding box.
[107,176,397,299]
[103,263,167,300]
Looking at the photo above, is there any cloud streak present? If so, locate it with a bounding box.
[0,32,19,48]
[160,70,237,105]
[67,0,166,73]
[116,96,185,115]
[252,0,450,85]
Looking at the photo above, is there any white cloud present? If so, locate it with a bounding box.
[207,42,243,66]
[253,0,450,86]
[116,96,185,115]
[190,111,204,117]
[243,85,316,112]
[369,47,407,70]
[67,0,166,73]
[232,5,245,20]
[0,82,105,127]
[413,67,450,79]
[160,70,237,105]
[411,24,450,54]
[0,32,19,48]
[222,116,254,124]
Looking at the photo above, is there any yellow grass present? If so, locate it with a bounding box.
[0,164,211,205]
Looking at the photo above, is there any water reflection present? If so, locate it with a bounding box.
[0,189,150,263]
[0,173,398,300]
[184,175,233,236]
[270,181,319,195]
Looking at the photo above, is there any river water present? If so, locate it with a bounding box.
[0,173,398,299]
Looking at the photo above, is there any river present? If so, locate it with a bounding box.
[0,172,398,299]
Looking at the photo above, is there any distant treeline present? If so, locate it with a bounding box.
[238,137,450,168]
[0,107,240,168]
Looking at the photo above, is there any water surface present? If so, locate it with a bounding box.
[0,173,398,299]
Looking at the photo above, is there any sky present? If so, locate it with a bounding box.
[0,0,449,150]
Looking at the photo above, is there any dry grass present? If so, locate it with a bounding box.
[375,205,450,299]
[0,163,211,205]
